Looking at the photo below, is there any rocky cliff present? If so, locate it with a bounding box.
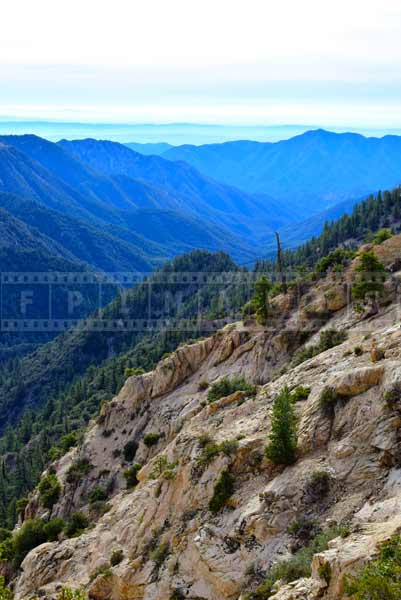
[12,236,401,600]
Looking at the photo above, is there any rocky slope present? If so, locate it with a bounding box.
[12,236,401,599]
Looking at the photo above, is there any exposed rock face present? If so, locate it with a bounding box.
[13,244,401,600]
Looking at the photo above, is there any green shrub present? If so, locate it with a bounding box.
[315,248,355,275]
[319,387,339,417]
[110,548,124,566]
[384,384,401,409]
[149,542,170,567]
[265,386,297,465]
[0,576,13,600]
[345,534,401,599]
[38,473,61,509]
[197,438,238,472]
[44,517,66,542]
[305,471,331,501]
[143,433,161,447]
[198,380,209,391]
[15,497,28,518]
[207,376,256,403]
[291,386,311,402]
[170,590,185,600]
[354,346,363,356]
[0,529,11,543]
[318,561,332,584]
[123,439,138,461]
[65,512,89,538]
[250,526,344,599]
[209,470,235,514]
[124,367,145,377]
[373,228,393,245]
[319,329,347,351]
[293,329,347,366]
[13,518,47,567]
[89,501,111,518]
[149,456,177,480]
[66,458,93,485]
[89,564,112,582]
[48,431,81,461]
[89,486,108,504]
[124,464,141,488]
[57,587,87,600]
[219,439,239,457]
[0,536,14,562]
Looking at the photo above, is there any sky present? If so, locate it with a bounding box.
[2,0,401,129]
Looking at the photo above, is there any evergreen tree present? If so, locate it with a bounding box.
[244,275,272,323]
[352,251,387,304]
[266,386,298,465]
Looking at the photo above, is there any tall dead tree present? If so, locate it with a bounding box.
[275,231,287,294]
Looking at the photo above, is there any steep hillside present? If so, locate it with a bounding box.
[0,193,160,273]
[7,234,401,600]
[57,138,282,237]
[163,129,401,215]
[0,251,246,434]
[0,135,263,262]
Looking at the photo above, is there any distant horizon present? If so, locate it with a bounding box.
[2,120,401,146]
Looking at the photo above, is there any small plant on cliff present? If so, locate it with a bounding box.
[143,433,161,447]
[170,590,185,600]
[124,367,145,378]
[149,541,170,567]
[208,469,235,514]
[123,464,141,488]
[246,526,345,599]
[38,473,61,509]
[345,534,401,599]
[123,439,138,461]
[149,456,178,480]
[305,471,331,501]
[291,386,311,402]
[110,548,124,566]
[43,517,66,542]
[265,386,297,465]
[65,512,89,537]
[319,386,340,417]
[384,383,401,409]
[373,228,393,245]
[293,329,347,366]
[12,518,47,567]
[207,376,256,403]
[57,587,87,600]
[15,497,28,518]
[66,458,93,485]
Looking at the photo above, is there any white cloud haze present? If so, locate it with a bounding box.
[1,0,401,125]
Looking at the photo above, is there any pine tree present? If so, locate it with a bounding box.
[266,386,298,465]
[254,275,272,324]
[352,251,387,303]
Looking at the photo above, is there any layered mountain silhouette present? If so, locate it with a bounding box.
[163,129,401,216]
[0,135,268,267]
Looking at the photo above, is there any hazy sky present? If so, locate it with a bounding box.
[2,0,401,126]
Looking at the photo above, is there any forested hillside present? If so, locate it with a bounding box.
[256,185,401,271]
[0,250,250,526]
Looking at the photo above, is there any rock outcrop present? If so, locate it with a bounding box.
[12,236,401,600]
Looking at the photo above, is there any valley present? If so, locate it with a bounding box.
[1,128,401,600]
